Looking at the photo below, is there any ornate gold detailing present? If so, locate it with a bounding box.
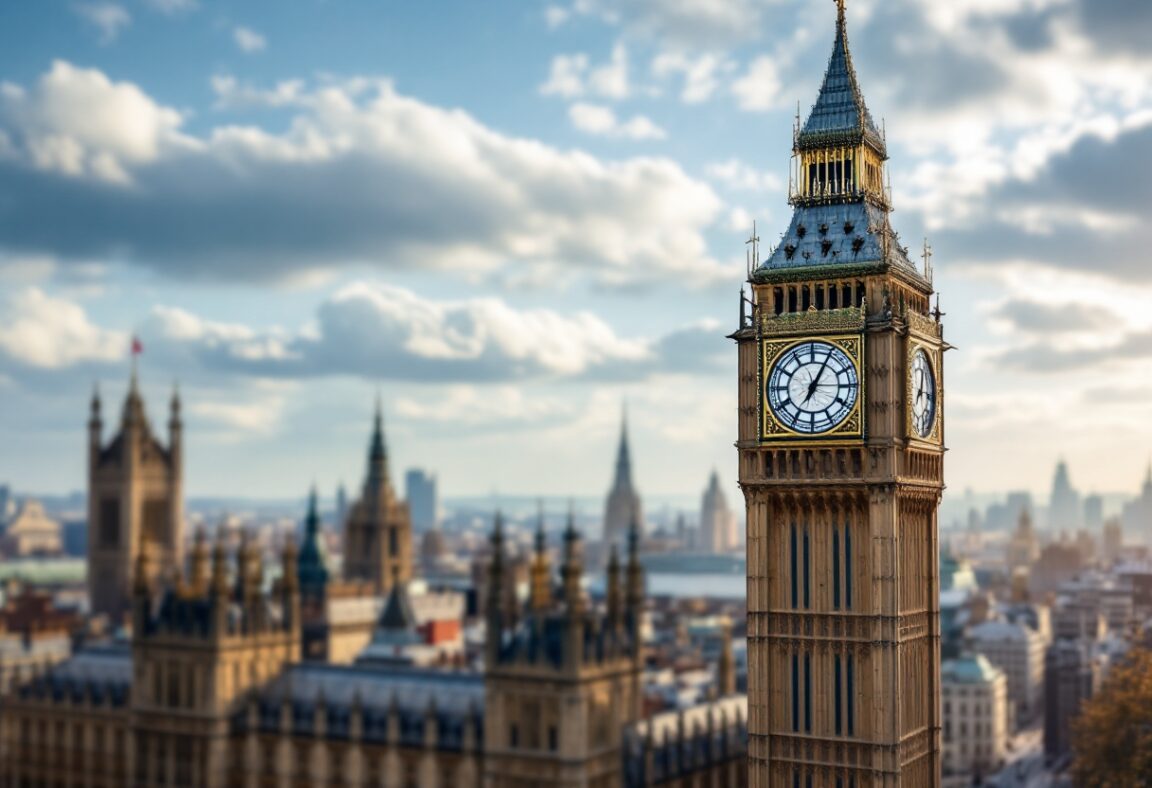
[907,310,942,340]
[760,334,865,442]
[761,305,866,338]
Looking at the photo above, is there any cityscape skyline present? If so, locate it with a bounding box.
[3,1,1152,498]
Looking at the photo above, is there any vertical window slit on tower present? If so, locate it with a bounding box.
[803,527,811,609]
[834,655,843,735]
[845,522,853,610]
[804,653,812,733]
[791,654,800,732]
[847,654,855,736]
[790,523,798,608]
[832,527,841,610]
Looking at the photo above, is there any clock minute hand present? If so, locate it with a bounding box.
[803,351,833,404]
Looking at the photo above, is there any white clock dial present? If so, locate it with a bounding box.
[910,349,937,438]
[767,341,859,434]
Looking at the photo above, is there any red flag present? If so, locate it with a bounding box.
[131,336,143,355]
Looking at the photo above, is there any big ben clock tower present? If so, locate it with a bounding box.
[733,1,944,786]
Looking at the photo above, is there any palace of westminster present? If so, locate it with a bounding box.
[0,1,947,785]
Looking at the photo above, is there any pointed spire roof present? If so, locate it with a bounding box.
[297,486,329,594]
[613,404,634,489]
[364,397,392,494]
[798,0,885,155]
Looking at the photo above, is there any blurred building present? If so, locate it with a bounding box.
[1031,540,1085,598]
[602,409,643,556]
[1007,509,1040,570]
[1043,639,1101,764]
[0,582,79,695]
[698,470,737,554]
[1083,493,1104,531]
[2,509,747,787]
[344,402,413,595]
[1121,465,1152,545]
[405,468,438,533]
[87,376,184,623]
[0,499,63,557]
[967,619,1046,727]
[1102,517,1123,565]
[941,654,1008,786]
[0,484,11,524]
[1048,460,1081,534]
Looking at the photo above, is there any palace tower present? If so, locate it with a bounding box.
[344,401,413,593]
[733,2,945,785]
[483,509,645,787]
[87,374,184,622]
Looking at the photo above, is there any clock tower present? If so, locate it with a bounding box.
[733,2,944,786]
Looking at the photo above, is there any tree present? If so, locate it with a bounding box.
[1072,647,1152,786]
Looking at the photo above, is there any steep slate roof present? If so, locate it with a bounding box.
[798,3,885,155]
[760,202,916,274]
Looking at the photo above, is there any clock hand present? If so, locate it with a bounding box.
[803,352,833,404]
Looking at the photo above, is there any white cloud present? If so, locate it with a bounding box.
[540,53,590,98]
[651,52,735,104]
[540,44,630,100]
[0,60,189,184]
[191,396,285,435]
[14,281,725,385]
[705,158,783,192]
[73,3,131,45]
[0,65,727,288]
[0,288,125,369]
[544,5,570,29]
[396,385,575,427]
[233,26,267,54]
[731,56,784,112]
[568,102,667,140]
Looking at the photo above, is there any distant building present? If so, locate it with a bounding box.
[698,470,736,554]
[1007,508,1040,570]
[1102,517,1123,565]
[0,485,11,524]
[0,583,79,695]
[942,654,1008,785]
[405,468,438,532]
[602,409,643,554]
[344,402,413,595]
[1044,639,1100,763]
[87,376,184,623]
[0,499,63,557]
[1121,465,1152,544]
[1083,494,1104,531]
[1031,540,1085,598]
[968,619,1046,727]
[1049,460,1081,533]
[335,481,348,528]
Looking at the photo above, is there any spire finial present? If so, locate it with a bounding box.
[836,0,846,25]
[536,499,546,555]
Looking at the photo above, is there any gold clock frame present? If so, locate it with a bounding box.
[761,334,865,442]
[907,344,942,445]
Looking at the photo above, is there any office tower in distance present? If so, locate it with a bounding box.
[405,468,439,533]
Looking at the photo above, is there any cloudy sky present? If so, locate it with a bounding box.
[1,0,1150,503]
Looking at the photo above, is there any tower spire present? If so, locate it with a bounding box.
[614,406,633,487]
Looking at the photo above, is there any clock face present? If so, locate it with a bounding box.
[766,341,860,435]
[910,348,937,438]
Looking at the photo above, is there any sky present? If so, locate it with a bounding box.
[1,0,1151,503]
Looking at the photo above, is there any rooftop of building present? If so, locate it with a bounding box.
[942,654,1003,685]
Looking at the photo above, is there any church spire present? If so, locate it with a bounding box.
[365,397,391,494]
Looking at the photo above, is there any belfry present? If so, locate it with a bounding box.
[733,1,945,785]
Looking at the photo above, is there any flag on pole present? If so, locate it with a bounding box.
[132,336,143,355]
